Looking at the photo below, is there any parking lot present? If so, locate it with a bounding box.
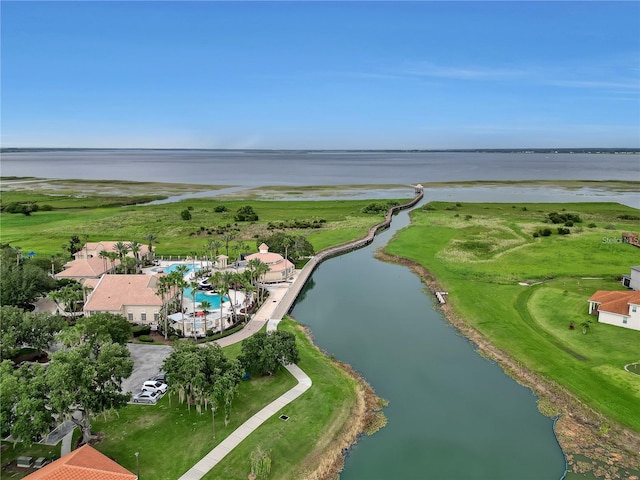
[122,343,172,394]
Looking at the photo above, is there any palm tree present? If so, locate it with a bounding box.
[282,236,292,279]
[210,240,222,267]
[106,251,119,273]
[114,241,129,274]
[189,280,200,339]
[221,271,238,325]
[581,319,594,334]
[98,250,109,273]
[199,300,212,334]
[144,233,158,258]
[222,233,235,257]
[171,265,189,335]
[157,275,173,340]
[128,241,142,272]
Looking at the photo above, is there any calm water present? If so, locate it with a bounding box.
[1,149,638,185]
[291,205,566,479]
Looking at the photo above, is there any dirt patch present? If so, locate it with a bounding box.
[374,249,640,479]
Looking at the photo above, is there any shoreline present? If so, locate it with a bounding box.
[295,324,386,480]
[373,249,640,479]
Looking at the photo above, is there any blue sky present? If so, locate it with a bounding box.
[2,1,638,149]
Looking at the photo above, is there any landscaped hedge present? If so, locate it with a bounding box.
[138,335,154,343]
[132,325,151,337]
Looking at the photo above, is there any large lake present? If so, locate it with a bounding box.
[2,149,638,185]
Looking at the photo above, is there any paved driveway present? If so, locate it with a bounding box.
[122,343,172,394]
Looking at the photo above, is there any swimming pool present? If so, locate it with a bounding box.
[153,263,200,275]
[185,288,228,308]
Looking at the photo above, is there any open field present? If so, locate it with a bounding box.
[1,185,399,256]
[385,201,640,430]
[382,201,640,480]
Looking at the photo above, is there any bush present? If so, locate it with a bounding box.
[132,325,151,337]
[181,209,192,220]
[564,221,574,227]
[234,205,259,222]
[138,335,153,343]
[214,205,228,213]
[588,223,597,228]
[557,227,571,235]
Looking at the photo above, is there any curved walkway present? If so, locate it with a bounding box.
[178,189,423,479]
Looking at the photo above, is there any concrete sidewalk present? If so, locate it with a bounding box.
[177,278,309,479]
[177,363,311,480]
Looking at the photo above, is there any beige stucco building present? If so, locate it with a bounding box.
[245,243,295,283]
[83,274,169,325]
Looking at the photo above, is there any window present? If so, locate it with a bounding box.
[632,306,637,313]
[154,312,159,322]
[141,313,147,322]
[623,317,628,324]
[128,312,133,322]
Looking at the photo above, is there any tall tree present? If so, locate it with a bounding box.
[127,241,142,272]
[144,234,158,257]
[239,331,299,376]
[0,251,56,308]
[47,341,133,445]
[49,282,86,320]
[113,242,129,274]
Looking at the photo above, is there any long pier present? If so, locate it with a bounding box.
[270,188,424,321]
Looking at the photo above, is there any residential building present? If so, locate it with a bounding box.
[621,265,640,290]
[75,241,154,263]
[588,290,640,331]
[24,444,137,480]
[83,274,170,326]
[54,257,119,282]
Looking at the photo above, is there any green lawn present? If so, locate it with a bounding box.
[206,319,359,480]
[1,187,398,257]
[91,364,297,479]
[385,201,640,430]
[88,318,360,479]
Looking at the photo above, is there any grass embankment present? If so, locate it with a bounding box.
[89,319,378,480]
[0,181,399,256]
[383,201,640,475]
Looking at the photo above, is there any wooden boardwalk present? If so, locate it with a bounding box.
[271,189,424,321]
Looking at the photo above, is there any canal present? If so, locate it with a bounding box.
[290,202,566,480]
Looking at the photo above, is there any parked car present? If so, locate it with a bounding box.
[148,372,166,383]
[141,380,168,394]
[132,390,161,404]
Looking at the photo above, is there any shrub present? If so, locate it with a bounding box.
[132,325,151,337]
[214,205,228,213]
[557,227,571,235]
[464,215,473,220]
[617,214,640,220]
[564,221,574,227]
[181,209,192,220]
[138,335,153,343]
[588,223,597,228]
[235,205,259,222]
[604,224,616,230]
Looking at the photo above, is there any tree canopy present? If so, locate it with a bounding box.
[1,246,56,308]
[0,306,65,359]
[239,330,299,376]
[163,342,243,424]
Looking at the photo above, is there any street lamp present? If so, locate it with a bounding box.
[211,406,216,438]
[134,452,139,478]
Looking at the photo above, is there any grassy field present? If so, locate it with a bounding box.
[384,201,640,430]
[205,319,360,480]
[1,187,398,257]
[86,318,358,480]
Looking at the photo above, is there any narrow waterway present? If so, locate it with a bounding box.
[291,204,566,480]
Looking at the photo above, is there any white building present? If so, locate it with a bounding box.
[621,265,640,290]
[588,290,640,331]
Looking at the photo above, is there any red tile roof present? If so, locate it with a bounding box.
[24,444,136,480]
[84,274,163,312]
[589,290,640,316]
